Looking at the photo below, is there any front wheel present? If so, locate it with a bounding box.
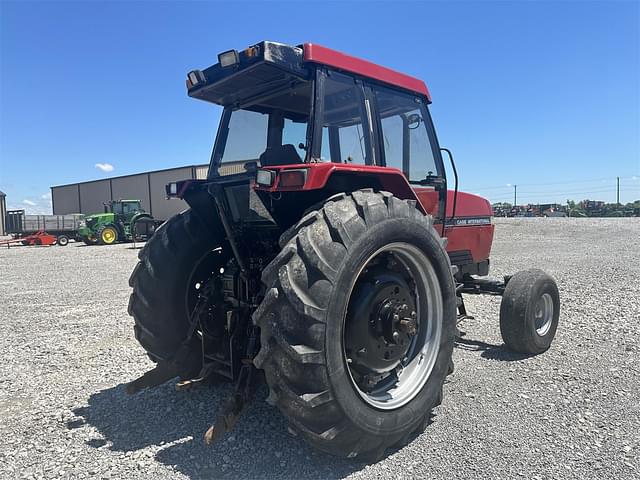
[499,269,560,354]
[56,235,69,246]
[97,225,118,245]
[254,190,456,460]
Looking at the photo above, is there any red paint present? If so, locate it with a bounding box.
[414,187,440,217]
[445,224,494,263]
[443,190,494,263]
[255,163,424,209]
[445,190,493,218]
[412,188,494,263]
[303,43,431,101]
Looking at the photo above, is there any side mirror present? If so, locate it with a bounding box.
[406,113,422,130]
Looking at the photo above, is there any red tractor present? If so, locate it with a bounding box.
[127,42,560,460]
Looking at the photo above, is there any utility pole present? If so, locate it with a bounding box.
[514,184,517,206]
[617,176,620,205]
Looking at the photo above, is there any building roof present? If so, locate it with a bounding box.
[0,190,6,197]
[51,164,209,189]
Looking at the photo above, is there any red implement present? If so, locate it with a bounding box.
[0,230,59,248]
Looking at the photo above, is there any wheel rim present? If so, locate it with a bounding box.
[343,242,443,410]
[102,228,116,244]
[534,292,554,336]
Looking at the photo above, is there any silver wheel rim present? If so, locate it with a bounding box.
[343,242,443,410]
[535,292,554,336]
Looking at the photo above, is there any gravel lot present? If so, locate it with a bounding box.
[0,218,638,479]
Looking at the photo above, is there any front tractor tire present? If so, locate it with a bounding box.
[97,225,118,245]
[499,269,560,354]
[253,190,457,460]
[128,210,225,377]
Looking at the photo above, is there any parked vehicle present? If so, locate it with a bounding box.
[126,41,561,461]
[5,209,82,245]
[77,199,159,245]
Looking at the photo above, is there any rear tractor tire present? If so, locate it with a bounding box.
[253,190,457,460]
[97,225,118,245]
[499,269,560,354]
[128,210,227,378]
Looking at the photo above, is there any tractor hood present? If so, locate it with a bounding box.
[83,213,114,222]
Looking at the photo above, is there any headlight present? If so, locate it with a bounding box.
[256,169,275,187]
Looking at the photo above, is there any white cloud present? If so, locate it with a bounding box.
[95,163,114,173]
[41,192,52,199]
[506,183,512,187]
[632,176,638,181]
[22,199,36,206]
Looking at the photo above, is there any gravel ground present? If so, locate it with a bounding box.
[0,218,638,479]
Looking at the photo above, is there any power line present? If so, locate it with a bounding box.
[464,175,639,192]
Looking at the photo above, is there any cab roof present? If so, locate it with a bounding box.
[302,43,431,101]
[187,41,431,105]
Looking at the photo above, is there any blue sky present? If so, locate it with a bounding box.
[1,0,638,213]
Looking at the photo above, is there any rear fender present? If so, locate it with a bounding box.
[255,163,427,213]
[131,212,153,224]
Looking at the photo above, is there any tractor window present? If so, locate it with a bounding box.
[213,81,313,170]
[282,118,308,159]
[318,73,371,164]
[122,202,139,215]
[220,109,269,163]
[375,88,438,181]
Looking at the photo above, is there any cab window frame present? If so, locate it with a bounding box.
[310,68,375,166]
[368,85,445,182]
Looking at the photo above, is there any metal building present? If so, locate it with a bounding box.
[0,190,6,236]
[51,162,246,221]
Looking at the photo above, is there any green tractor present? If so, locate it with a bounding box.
[77,199,158,245]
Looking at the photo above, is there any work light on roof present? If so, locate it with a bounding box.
[218,49,239,68]
[187,70,206,88]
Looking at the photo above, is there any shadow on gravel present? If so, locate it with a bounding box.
[70,381,364,479]
[455,337,534,362]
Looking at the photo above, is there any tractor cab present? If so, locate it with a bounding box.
[106,199,143,222]
[184,41,447,226]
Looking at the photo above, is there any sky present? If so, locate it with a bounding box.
[1,0,639,214]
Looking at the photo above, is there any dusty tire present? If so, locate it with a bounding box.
[56,235,69,246]
[253,190,456,460]
[128,209,226,376]
[97,225,118,245]
[499,269,560,354]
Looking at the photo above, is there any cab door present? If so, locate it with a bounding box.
[366,85,446,225]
